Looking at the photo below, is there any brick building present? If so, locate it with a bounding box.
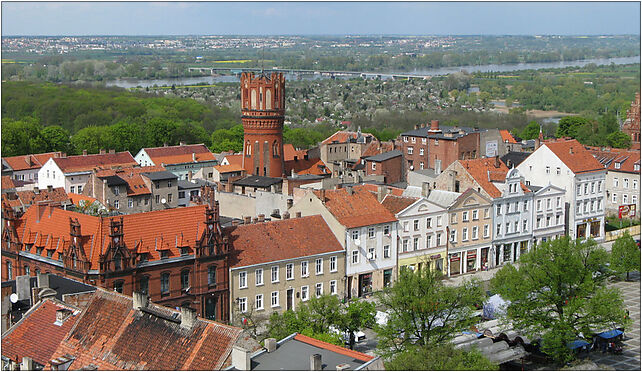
[240,72,286,177]
[2,188,232,322]
[134,143,218,181]
[364,150,403,184]
[622,92,641,146]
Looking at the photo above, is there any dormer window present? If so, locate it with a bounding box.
[615,162,621,169]
[635,164,640,171]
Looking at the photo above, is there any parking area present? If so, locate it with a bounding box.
[588,272,641,370]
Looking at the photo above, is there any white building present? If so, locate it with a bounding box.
[517,139,606,241]
[531,183,567,245]
[37,151,137,194]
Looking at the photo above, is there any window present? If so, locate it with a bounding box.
[591,182,596,193]
[484,208,490,218]
[301,286,309,301]
[506,223,511,233]
[239,271,247,288]
[255,268,264,286]
[330,256,337,272]
[450,229,457,243]
[420,148,424,156]
[496,224,501,235]
[434,138,439,145]
[584,184,588,194]
[352,250,359,264]
[371,162,376,171]
[413,237,419,250]
[161,273,170,294]
[114,200,120,209]
[271,266,279,283]
[113,186,120,196]
[403,136,408,142]
[577,185,581,196]
[633,179,638,190]
[556,197,561,208]
[556,215,562,225]
[514,221,519,232]
[70,186,75,193]
[407,147,413,155]
[523,200,528,211]
[546,166,550,174]
[255,294,264,310]
[330,280,337,295]
[462,228,468,241]
[403,221,409,232]
[496,205,502,215]
[614,177,620,188]
[546,198,551,210]
[128,198,133,208]
[316,258,323,275]
[483,224,489,238]
[576,202,581,214]
[462,211,469,222]
[422,138,427,144]
[426,217,432,228]
[472,226,478,240]
[635,164,641,171]
[383,225,390,235]
[179,191,185,199]
[181,270,190,290]
[411,137,416,143]
[436,232,443,245]
[271,291,279,307]
[168,180,172,187]
[301,261,308,277]
[623,194,629,204]
[537,217,542,228]
[238,297,247,313]
[426,235,432,248]
[615,162,621,169]
[556,167,561,175]
[168,194,173,202]
[208,266,216,286]
[155,195,160,204]
[437,216,443,226]
[139,276,149,294]
[368,227,375,238]
[624,178,629,189]
[546,216,551,227]
[612,193,618,204]
[402,239,409,252]
[536,200,542,211]
[180,247,189,256]
[286,263,294,280]
[633,195,638,205]
[599,180,603,191]
[114,281,123,293]
[472,210,478,220]
[145,197,149,205]
[451,213,457,224]
[316,283,323,297]
[351,230,359,240]
[6,262,12,280]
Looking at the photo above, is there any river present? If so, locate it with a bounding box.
[105,55,640,89]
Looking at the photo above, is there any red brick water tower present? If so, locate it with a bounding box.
[240,72,286,177]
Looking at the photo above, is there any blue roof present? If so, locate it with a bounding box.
[596,329,623,339]
[568,340,590,349]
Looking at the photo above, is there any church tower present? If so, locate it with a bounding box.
[240,72,286,177]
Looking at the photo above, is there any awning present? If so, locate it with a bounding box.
[596,329,623,339]
[568,339,590,350]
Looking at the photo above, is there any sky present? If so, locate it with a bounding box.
[1,1,640,36]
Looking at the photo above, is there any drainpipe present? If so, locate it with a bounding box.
[445,225,450,277]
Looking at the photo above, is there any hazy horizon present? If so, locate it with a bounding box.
[2,2,640,36]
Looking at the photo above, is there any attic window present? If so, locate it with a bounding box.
[180,247,189,256]
[615,162,621,169]
[160,250,169,259]
[635,164,640,171]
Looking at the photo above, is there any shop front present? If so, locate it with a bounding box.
[480,247,489,270]
[358,272,372,297]
[466,250,477,273]
[449,252,461,276]
[398,250,447,275]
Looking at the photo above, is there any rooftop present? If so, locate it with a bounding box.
[427,189,462,208]
[314,188,397,229]
[51,152,137,173]
[459,157,509,198]
[586,147,641,174]
[544,139,605,174]
[142,170,179,181]
[143,143,216,165]
[321,130,375,145]
[227,215,343,268]
[381,194,419,214]
[233,175,283,188]
[3,152,63,172]
[499,129,518,144]
[364,149,402,162]
[500,152,531,169]
[401,125,479,139]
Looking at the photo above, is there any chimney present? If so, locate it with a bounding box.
[33,186,40,194]
[265,338,277,353]
[47,185,53,192]
[430,120,440,132]
[55,309,73,323]
[37,272,50,289]
[320,189,326,204]
[133,291,149,310]
[336,363,350,371]
[282,211,290,219]
[494,155,500,168]
[295,211,302,218]
[180,306,197,329]
[180,141,186,146]
[232,345,251,371]
[346,186,353,195]
[16,275,31,301]
[310,354,322,371]
[414,124,420,130]
[192,153,196,162]
[376,185,386,202]
[422,182,431,198]
[244,216,252,224]
[257,214,265,222]
[99,149,106,155]
[53,152,60,158]
[569,146,574,154]
[164,143,168,147]
[109,149,115,154]
[83,149,88,156]
[252,217,259,223]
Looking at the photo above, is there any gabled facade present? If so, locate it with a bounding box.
[289,188,398,298]
[2,187,231,322]
[588,147,640,217]
[531,184,566,245]
[388,195,448,275]
[134,143,218,181]
[517,139,606,241]
[443,189,493,276]
[2,152,63,183]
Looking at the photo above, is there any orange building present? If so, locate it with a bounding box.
[240,72,286,178]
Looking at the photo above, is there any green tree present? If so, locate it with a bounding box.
[385,344,498,371]
[41,125,72,154]
[210,124,244,153]
[555,116,592,138]
[491,237,630,365]
[375,268,484,359]
[520,121,541,140]
[70,126,109,154]
[1,117,48,157]
[610,231,641,281]
[606,131,633,149]
[339,299,376,349]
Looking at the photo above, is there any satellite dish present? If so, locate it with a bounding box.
[10,293,18,303]
[354,238,361,246]
[161,198,167,204]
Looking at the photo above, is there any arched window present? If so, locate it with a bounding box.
[208,266,217,286]
[273,141,279,158]
[139,276,149,295]
[6,261,12,280]
[265,89,272,110]
[24,265,30,276]
[246,141,252,156]
[181,270,190,291]
[251,89,257,109]
[161,272,170,295]
[71,252,77,269]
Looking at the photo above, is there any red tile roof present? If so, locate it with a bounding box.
[285,158,330,176]
[283,144,308,162]
[381,194,419,214]
[51,152,137,173]
[95,166,165,196]
[361,140,395,158]
[223,154,244,168]
[499,130,518,144]
[352,183,405,197]
[544,139,605,174]
[67,193,98,206]
[2,299,80,366]
[2,175,17,190]
[294,333,374,362]
[48,289,256,370]
[214,164,245,173]
[3,152,62,171]
[587,147,641,174]
[321,131,375,145]
[227,215,343,268]
[16,188,71,206]
[15,204,209,270]
[144,144,216,165]
[459,158,509,198]
[314,188,397,228]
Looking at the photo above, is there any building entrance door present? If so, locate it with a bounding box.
[205,297,217,320]
[286,288,294,311]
